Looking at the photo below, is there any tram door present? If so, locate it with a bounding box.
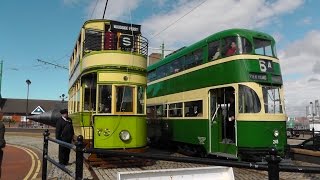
[209,87,237,157]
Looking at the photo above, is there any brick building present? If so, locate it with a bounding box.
[0,98,66,128]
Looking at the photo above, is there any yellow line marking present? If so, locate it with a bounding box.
[9,144,40,180]
[27,148,41,179]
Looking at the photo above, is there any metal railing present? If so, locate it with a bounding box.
[42,129,320,180]
[42,129,84,180]
[82,32,148,57]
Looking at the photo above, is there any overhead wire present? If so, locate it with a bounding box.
[90,0,99,20]
[150,0,208,40]
[102,0,109,19]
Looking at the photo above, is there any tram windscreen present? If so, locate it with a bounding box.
[262,86,283,114]
[116,86,133,112]
[253,38,273,57]
[238,85,261,113]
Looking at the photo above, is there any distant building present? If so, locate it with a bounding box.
[0,98,66,128]
[148,53,162,66]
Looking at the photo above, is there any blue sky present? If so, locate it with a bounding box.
[0,0,319,117]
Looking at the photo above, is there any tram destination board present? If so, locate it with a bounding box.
[249,73,267,81]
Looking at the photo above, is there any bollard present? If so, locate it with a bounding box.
[75,135,84,180]
[42,129,50,180]
[266,148,281,180]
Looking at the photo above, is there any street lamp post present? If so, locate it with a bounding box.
[306,106,309,130]
[26,79,31,128]
[60,93,67,102]
[310,102,315,139]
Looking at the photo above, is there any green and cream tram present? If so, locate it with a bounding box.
[147,29,286,160]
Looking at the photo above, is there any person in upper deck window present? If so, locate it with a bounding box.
[226,42,237,56]
[212,47,221,60]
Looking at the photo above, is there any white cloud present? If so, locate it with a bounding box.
[86,0,141,20]
[280,30,320,117]
[272,32,283,43]
[298,16,312,25]
[83,0,304,48]
[284,76,320,117]
[63,0,83,6]
[279,30,320,75]
[151,0,170,7]
[280,30,320,58]
[140,0,304,50]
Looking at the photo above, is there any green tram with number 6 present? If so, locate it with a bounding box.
[68,19,148,151]
[147,29,286,160]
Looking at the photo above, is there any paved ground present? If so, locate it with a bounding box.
[4,132,320,180]
[2,144,41,179]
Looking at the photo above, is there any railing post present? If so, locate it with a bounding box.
[42,129,50,180]
[266,148,281,180]
[75,135,84,180]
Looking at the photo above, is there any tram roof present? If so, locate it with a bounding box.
[147,28,275,71]
[83,19,113,26]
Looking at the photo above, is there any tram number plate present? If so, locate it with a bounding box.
[273,139,279,145]
[259,59,273,72]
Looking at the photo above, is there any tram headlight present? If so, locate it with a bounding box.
[273,130,279,137]
[119,130,131,141]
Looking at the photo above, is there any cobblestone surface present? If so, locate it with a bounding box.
[5,134,320,180]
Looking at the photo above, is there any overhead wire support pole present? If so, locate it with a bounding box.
[37,59,68,70]
[102,0,109,19]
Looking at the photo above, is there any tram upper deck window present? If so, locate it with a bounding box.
[222,37,238,57]
[156,64,169,79]
[262,86,283,114]
[147,70,156,82]
[208,40,220,61]
[185,48,203,69]
[239,37,252,54]
[116,86,134,112]
[238,85,261,113]
[253,38,273,57]
[84,29,102,52]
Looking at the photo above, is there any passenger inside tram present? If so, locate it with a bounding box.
[226,42,237,56]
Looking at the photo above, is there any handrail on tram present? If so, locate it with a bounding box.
[211,106,220,124]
